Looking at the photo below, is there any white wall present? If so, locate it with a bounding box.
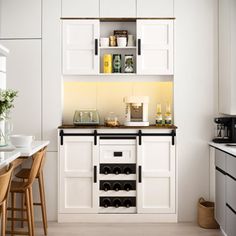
[174,0,218,221]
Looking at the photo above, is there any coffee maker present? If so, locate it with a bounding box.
[213,117,236,143]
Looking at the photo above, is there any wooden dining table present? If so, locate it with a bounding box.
[0,141,50,169]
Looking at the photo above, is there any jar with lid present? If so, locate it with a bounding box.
[104,112,120,127]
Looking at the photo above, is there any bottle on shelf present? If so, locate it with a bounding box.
[103,54,112,73]
[102,182,111,191]
[113,182,122,191]
[113,198,122,208]
[123,166,132,175]
[112,54,122,73]
[164,102,172,126]
[124,183,132,191]
[113,166,122,175]
[103,166,111,175]
[102,198,112,208]
[155,103,163,126]
[123,199,132,208]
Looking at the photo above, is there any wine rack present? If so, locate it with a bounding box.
[100,197,136,208]
[100,164,136,175]
[100,180,136,191]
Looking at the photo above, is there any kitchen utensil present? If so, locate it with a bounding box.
[73,109,99,125]
[123,96,149,126]
[103,54,112,73]
[117,37,127,47]
[100,37,109,47]
[10,135,34,147]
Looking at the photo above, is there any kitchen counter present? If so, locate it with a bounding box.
[0,150,21,168]
[209,142,236,157]
[59,124,177,129]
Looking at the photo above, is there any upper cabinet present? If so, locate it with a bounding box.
[100,0,136,18]
[0,0,41,39]
[62,0,99,18]
[137,0,174,18]
[137,20,174,75]
[219,0,236,115]
[63,20,100,75]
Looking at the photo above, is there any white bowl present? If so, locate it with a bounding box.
[10,135,33,148]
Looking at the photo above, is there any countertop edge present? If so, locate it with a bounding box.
[209,142,236,157]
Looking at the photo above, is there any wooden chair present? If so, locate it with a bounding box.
[7,149,46,236]
[15,147,48,235]
[0,164,14,236]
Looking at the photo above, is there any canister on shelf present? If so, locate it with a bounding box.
[103,54,112,73]
[109,35,117,47]
[124,54,134,73]
[113,54,122,73]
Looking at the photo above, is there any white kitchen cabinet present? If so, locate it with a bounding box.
[59,136,99,213]
[100,0,136,18]
[63,20,100,75]
[219,0,236,115]
[137,20,174,75]
[0,0,41,39]
[62,0,99,18]
[137,0,174,18]
[137,136,175,213]
[0,40,42,139]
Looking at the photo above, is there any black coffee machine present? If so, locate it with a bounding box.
[213,117,236,143]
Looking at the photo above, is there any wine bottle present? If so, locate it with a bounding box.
[124,183,132,191]
[123,199,132,208]
[155,103,163,126]
[113,166,121,175]
[113,198,122,208]
[113,182,122,191]
[123,166,132,175]
[103,166,111,175]
[102,182,111,191]
[164,102,172,126]
[102,198,111,208]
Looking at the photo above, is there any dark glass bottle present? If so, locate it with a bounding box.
[113,198,122,208]
[123,199,132,208]
[102,182,111,191]
[124,183,132,191]
[102,198,111,208]
[103,166,111,175]
[113,166,122,175]
[123,167,132,175]
[113,182,122,191]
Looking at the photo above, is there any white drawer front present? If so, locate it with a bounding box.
[215,149,226,170]
[226,154,236,179]
[100,145,136,163]
[226,176,236,211]
[226,206,236,236]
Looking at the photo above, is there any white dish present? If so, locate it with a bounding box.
[10,135,34,148]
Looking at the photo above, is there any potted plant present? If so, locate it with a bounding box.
[0,89,18,146]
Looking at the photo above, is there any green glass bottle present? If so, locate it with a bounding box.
[112,54,122,73]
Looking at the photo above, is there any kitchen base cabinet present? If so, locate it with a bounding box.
[58,128,177,222]
[226,206,236,236]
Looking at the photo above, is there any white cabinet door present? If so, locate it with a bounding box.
[0,40,41,139]
[137,136,175,213]
[59,136,99,213]
[63,20,99,75]
[0,0,41,38]
[137,0,174,18]
[100,0,136,18]
[137,20,174,75]
[219,0,236,115]
[62,0,99,18]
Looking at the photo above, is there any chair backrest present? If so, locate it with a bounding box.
[38,146,47,174]
[26,149,46,187]
[0,164,14,204]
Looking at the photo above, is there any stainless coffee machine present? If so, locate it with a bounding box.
[213,117,236,143]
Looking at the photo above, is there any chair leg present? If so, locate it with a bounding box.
[38,173,48,235]
[29,188,35,236]
[1,201,6,236]
[11,193,15,236]
[25,189,32,236]
[21,179,25,228]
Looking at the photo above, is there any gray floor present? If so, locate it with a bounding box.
[34,222,223,236]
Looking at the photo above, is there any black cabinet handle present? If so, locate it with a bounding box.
[138,39,141,55]
[95,39,98,55]
[114,152,123,157]
[138,166,142,183]
[94,166,97,183]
